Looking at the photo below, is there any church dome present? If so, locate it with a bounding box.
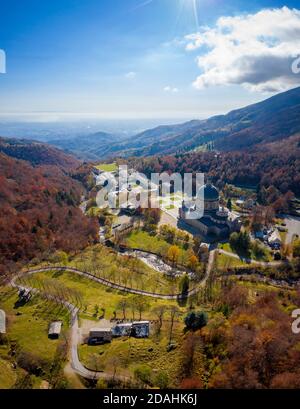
[197,183,219,202]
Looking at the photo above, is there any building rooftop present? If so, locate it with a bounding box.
[197,183,219,202]
[48,321,62,335]
[90,327,112,332]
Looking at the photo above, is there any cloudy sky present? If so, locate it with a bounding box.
[0,0,300,121]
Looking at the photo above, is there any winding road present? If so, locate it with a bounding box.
[8,246,291,381]
[9,251,216,381]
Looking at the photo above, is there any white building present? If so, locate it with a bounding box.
[48,321,62,339]
[268,230,282,248]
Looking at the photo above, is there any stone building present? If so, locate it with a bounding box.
[179,183,241,242]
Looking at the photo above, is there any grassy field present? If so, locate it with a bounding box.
[69,245,183,294]
[78,320,195,387]
[216,252,248,269]
[16,268,192,386]
[28,245,183,296]
[124,230,191,266]
[0,287,70,362]
[0,286,70,389]
[218,242,232,252]
[0,357,17,388]
[31,269,181,319]
[95,163,117,172]
[218,241,273,262]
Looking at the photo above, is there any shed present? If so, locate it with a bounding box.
[89,328,112,344]
[132,321,150,338]
[48,321,62,339]
[112,323,132,337]
[0,310,6,334]
[236,200,244,207]
[268,230,282,248]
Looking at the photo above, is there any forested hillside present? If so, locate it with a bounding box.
[0,153,98,277]
[126,134,300,201]
[67,87,300,159]
[0,137,80,168]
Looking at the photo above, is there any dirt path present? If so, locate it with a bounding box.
[218,249,285,267]
[18,266,197,299]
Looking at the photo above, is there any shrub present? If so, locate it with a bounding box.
[154,371,169,389]
[184,311,208,331]
[134,364,152,385]
[179,274,190,295]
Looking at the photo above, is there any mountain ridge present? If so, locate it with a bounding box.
[0,136,80,168]
[54,86,300,160]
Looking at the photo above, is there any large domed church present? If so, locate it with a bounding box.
[179,182,240,242]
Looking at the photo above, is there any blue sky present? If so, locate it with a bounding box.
[0,0,299,121]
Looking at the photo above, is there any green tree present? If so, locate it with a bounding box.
[252,240,267,260]
[230,231,251,255]
[293,239,300,258]
[184,311,208,331]
[167,245,180,266]
[117,298,128,320]
[179,274,190,295]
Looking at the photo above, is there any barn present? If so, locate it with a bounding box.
[89,328,112,344]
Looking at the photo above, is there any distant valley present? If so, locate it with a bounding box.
[46,86,300,160]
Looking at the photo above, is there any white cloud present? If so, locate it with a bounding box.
[125,71,136,79]
[164,86,179,93]
[185,7,300,92]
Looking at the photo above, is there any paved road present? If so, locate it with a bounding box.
[10,274,117,381]
[18,266,193,300]
[9,248,291,381]
[188,249,216,296]
[9,255,216,381]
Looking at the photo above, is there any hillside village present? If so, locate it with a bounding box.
[1,151,300,390]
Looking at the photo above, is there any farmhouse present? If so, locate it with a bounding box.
[268,230,282,249]
[48,321,62,339]
[0,309,6,334]
[112,323,132,337]
[89,328,112,344]
[131,321,150,338]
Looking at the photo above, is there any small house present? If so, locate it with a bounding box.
[0,310,6,334]
[131,321,150,338]
[48,321,62,339]
[236,199,244,207]
[112,323,132,337]
[268,230,282,249]
[89,328,112,344]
